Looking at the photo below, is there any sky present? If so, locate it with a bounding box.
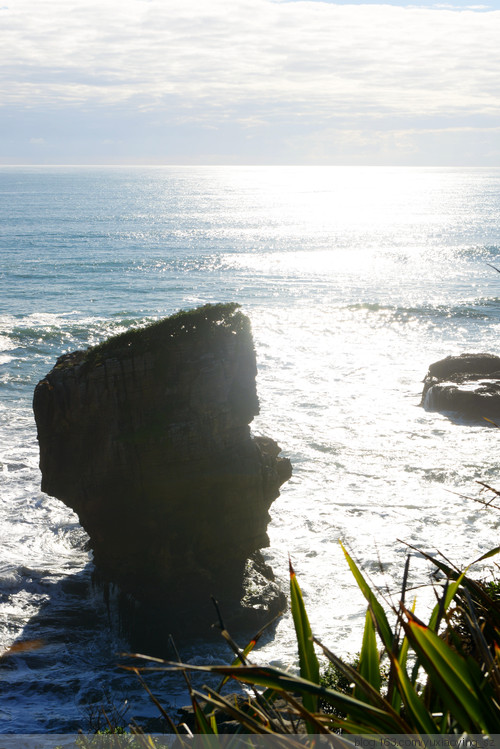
[2,0,500,165]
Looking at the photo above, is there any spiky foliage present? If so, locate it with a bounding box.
[124,545,500,740]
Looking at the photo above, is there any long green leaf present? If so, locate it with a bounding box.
[215,612,283,693]
[289,558,320,721]
[340,543,394,654]
[403,544,500,629]
[314,637,411,732]
[390,657,437,734]
[389,597,415,713]
[356,608,381,699]
[403,618,489,733]
[463,653,500,731]
[428,572,465,633]
[136,661,409,734]
[388,640,408,714]
[462,595,500,700]
[275,689,331,734]
[191,688,277,735]
[192,695,217,735]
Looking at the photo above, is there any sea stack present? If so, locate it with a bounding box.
[33,303,291,647]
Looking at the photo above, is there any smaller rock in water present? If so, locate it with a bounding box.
[421,352,500,421]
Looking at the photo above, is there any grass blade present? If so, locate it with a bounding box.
[133,661,411,733]
[340,542,394,654]
[314,636,411,732]
[289,557,320,720]
[356,608,381,699]
[402,615,490,733]
[192,696,217,735]
[215,611,284,693]
[428,573,465,633]
[390,657,436,734]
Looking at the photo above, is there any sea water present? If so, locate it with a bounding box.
[1,165,500,732]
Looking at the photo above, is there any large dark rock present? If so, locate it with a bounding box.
[421,353,500,420]
[33,304,291,646]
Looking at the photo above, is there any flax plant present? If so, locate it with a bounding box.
[125,544,500,738]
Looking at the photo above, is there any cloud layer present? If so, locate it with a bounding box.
[2,0,500,163]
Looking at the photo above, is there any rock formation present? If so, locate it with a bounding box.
[421,353,500,420]
[33,303,291,646]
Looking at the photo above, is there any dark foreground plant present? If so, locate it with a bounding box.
[124,544,500,739]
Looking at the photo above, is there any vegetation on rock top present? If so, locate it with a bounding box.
[80,303,251,367]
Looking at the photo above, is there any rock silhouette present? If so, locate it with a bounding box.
[33,303,291,646]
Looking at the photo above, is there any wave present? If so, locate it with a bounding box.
[1,314,155,349]
[345,299,500,321]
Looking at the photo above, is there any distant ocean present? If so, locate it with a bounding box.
[1,165,500,732]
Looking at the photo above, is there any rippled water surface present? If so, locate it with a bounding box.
[1,166,500,732]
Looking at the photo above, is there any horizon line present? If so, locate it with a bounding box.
[1,163,500,169]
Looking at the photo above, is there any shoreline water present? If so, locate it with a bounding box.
[1,165,500,732]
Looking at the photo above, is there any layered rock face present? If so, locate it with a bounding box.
[421,353,500,420]
[33,304,291,641]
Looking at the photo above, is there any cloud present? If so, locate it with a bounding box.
[1,0,500,122]
[2,0,500,163]
[282,124,500,164]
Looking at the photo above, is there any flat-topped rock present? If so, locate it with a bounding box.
[421,353,500,420]
[33,303,291,646]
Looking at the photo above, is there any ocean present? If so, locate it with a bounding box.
[1,165,500,733]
